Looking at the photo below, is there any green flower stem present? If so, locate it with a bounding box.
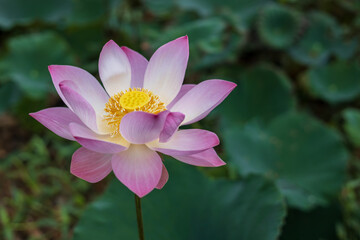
[135,194,145,240]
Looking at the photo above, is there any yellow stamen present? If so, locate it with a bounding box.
[120,91,150,110]
[103,88,166,136]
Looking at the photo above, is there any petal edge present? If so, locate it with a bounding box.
[70,147,112,183]
[143,36,189,105]
[99,40,132,96]
[112,145,162,198]
[171,148,226,167]
[170,80,237,125]
[148,129,219,155]
[29,107,83,141]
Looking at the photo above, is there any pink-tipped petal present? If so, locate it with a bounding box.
[143,36,189,105]
[155,164,169,189]
[147,129,219,155]
[112,144,162,198]
[159,112,185,142]
[171,148,226,167]
[71,147,112,183]
[69,123,128,154]
[167,84,195,109]
[59,81,98,132]
[120,110,184,144]
[29,107,84,141]
[121,46,148,88]
[48,65,109,113]
[170,80,237,125]
[99,40,132,96]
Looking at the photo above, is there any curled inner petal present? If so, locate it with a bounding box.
[103,88,166,136]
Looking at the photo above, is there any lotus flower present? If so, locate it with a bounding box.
[30,36,236,197]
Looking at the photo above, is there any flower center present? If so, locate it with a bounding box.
[120,91,150,110]
[103,88,166,136]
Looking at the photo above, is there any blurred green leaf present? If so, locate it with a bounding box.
[177,0,272,26]
[0,0,71,29]
[0,82,21,113]
[64,24,107,62]
[222,65,295,124]
[342,108,360,147]
[280,206,341,240]
[14,97,50,130]
[289,12,339,66]
[1,31,75,99]
[0,207,14,240]
[196,32,245,69]
[144,0,176,16]
[337,176,360,239]
[338,0,360,13]
[306,61,360,103]
[257,3,302,49]
[333,37,358,60]
[224,112,349,210]
[150,17,229,70]
[176,0,213,15]
[154,18,226,52]
[73,160,286,240]
[66,0,107,25]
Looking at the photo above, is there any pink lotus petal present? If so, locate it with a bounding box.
[69,123,128,154]
[99,40,132,96]
[143,36,189,105]
[122,46,148,88]
[71,147,112,183]
[59,81,98,132]
[147,129,219,155]
[159,112,185,142]
[112,144,162,198]
[120,110,184,144]
[155,164,169,189]
[171,148,226,167]
[29,107,84,141]
[167,84,195,109]
[170,80,237,125]
[48,65,109,113]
